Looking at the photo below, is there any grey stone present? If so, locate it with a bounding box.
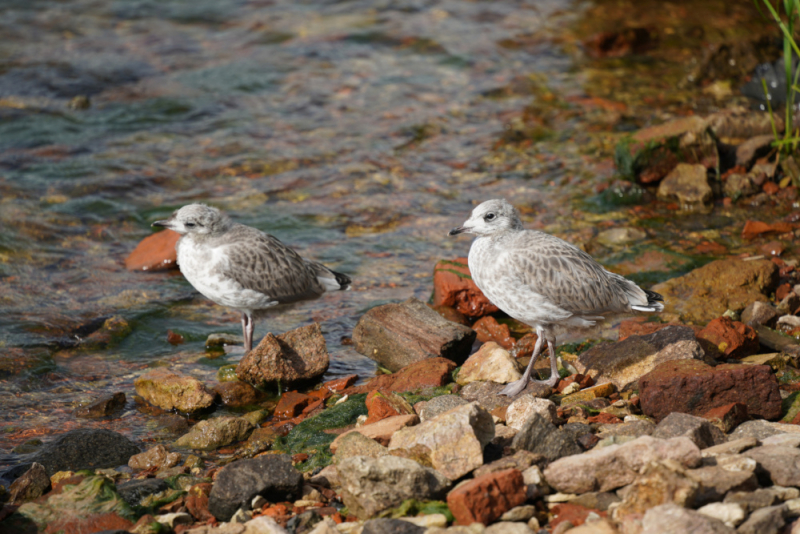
[286,510,322,534]
[685,465,758,505]
[596,419,656,440]
[702,438,759,458]
[543,436,702,494]
[570,492,621,511]
[736,504,786,534]
[337,455,451,519]
[333,432,388,465]
[729,420,800,441]
[208,455,303,522]
[511,414,581,462]
[473,450,542,479]
[361,518,425,534]
[724,487,798,513]
[174,416,254,450]
[735,134,775,168]
[25,429,139,476]
[117,478,169,507]
[500,505,536,522]
[418,395,469,422]
[458,380,551,413]
[653,412,726,449]
[640,503,735,534]
[745,445,800,487]
[740,301,779,328]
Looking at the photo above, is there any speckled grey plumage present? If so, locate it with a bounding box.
[153,204,351,352]
[449,199,663,395]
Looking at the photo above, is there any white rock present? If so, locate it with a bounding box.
[306,518,339,534]
[762,434,800,448]
[506,396,558,430]
[560,382,581,395]
[501,505,536,521]
[334,522,362,534]
[243,516,290,534]
[485,522,533,534]
[696,502,746,527]
[155,513,193,528]
[456,342,522,385]
[715,454,757,473]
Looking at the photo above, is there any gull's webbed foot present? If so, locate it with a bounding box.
[499,378,530,397]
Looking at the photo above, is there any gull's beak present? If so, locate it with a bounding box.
[152,219,172,229]
[448,226,468,236]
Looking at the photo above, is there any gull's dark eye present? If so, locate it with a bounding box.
[185,222,196,228]
[484,213,496,222]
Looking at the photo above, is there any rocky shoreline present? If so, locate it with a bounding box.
[2,242,800,534]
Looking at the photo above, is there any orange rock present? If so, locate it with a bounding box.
[619,320,674,341]
[124,229,180,271]
[364,389,414,425]
[432,258,498,319]
[446,468,526,525]
[763,181,780,195]
[696,317,759,360]
[329,413,419,452]
[742,220,794,240]
[274,391,311,419]
[344,357,456,395]
[322,374,358,392]
[473,316,515,349]
[587,413,623,424]
[550,503,607,530]
[776,283,793,302]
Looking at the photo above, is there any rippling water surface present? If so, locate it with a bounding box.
[0,0,586,448]
[1,0,782,451]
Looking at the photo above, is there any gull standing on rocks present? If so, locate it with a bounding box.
[449,199,663,396]
[153,204,351,353]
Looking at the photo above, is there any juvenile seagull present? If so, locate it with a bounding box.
[153,204,351,353]
[449,199,663,396]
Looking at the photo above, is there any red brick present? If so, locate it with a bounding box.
[473,316,515,350]
[274,391,311,419]
[446,468,526,525]
[432,258,499,318]
[696,317,759,360]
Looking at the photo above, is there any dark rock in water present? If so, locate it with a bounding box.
[352,297,476,372]
[236,323,329,387]
[652,412,725,449]
[208,454,302,522]
[639,360,782,422]
[212,381,262,408]
[362,518,426,534]
[575,325,708,391]
[23,429,139,477]
[117,478,169,507]
[8,463,50,504]
[286,510,322,534]
[11,439,43,455]
[511,413,581,462]
[74,392,126,419]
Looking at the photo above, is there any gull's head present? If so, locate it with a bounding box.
[448,199,523,238]
[152,204,230,236]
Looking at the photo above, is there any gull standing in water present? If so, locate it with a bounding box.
[449,199,663,396]
[153,204,351,353]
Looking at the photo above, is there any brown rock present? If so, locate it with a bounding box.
[696,317,759,360]
[742,220,795,240]
[446,468,526,525]
[456,342,522,386]
[352,297,475,372]
[74,392,126,419]
[125,229,180,271]
[134,368,215,413]
[44,512,133,534]
[473,316,515,349]
[740,301,779,328]
[639,360,782,422]
[736,134,775,168]
[236,323,329,386]
[652,258,778,323]
[365,390,414,425]
[344,357,456,395]
[329,414,419,452]
[575,325,708,391]
[274,391,312,419]
[212,381,262,408]
[657,163,712,206]
[611,461,699,524]
[432,257,499,318]
[9,463,50,503]
[128,444,181,471]
[186,482,214,522]
[619,320,676,341]
[429,304,471,326]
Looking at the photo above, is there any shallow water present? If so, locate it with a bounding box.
[0,0,790,452]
